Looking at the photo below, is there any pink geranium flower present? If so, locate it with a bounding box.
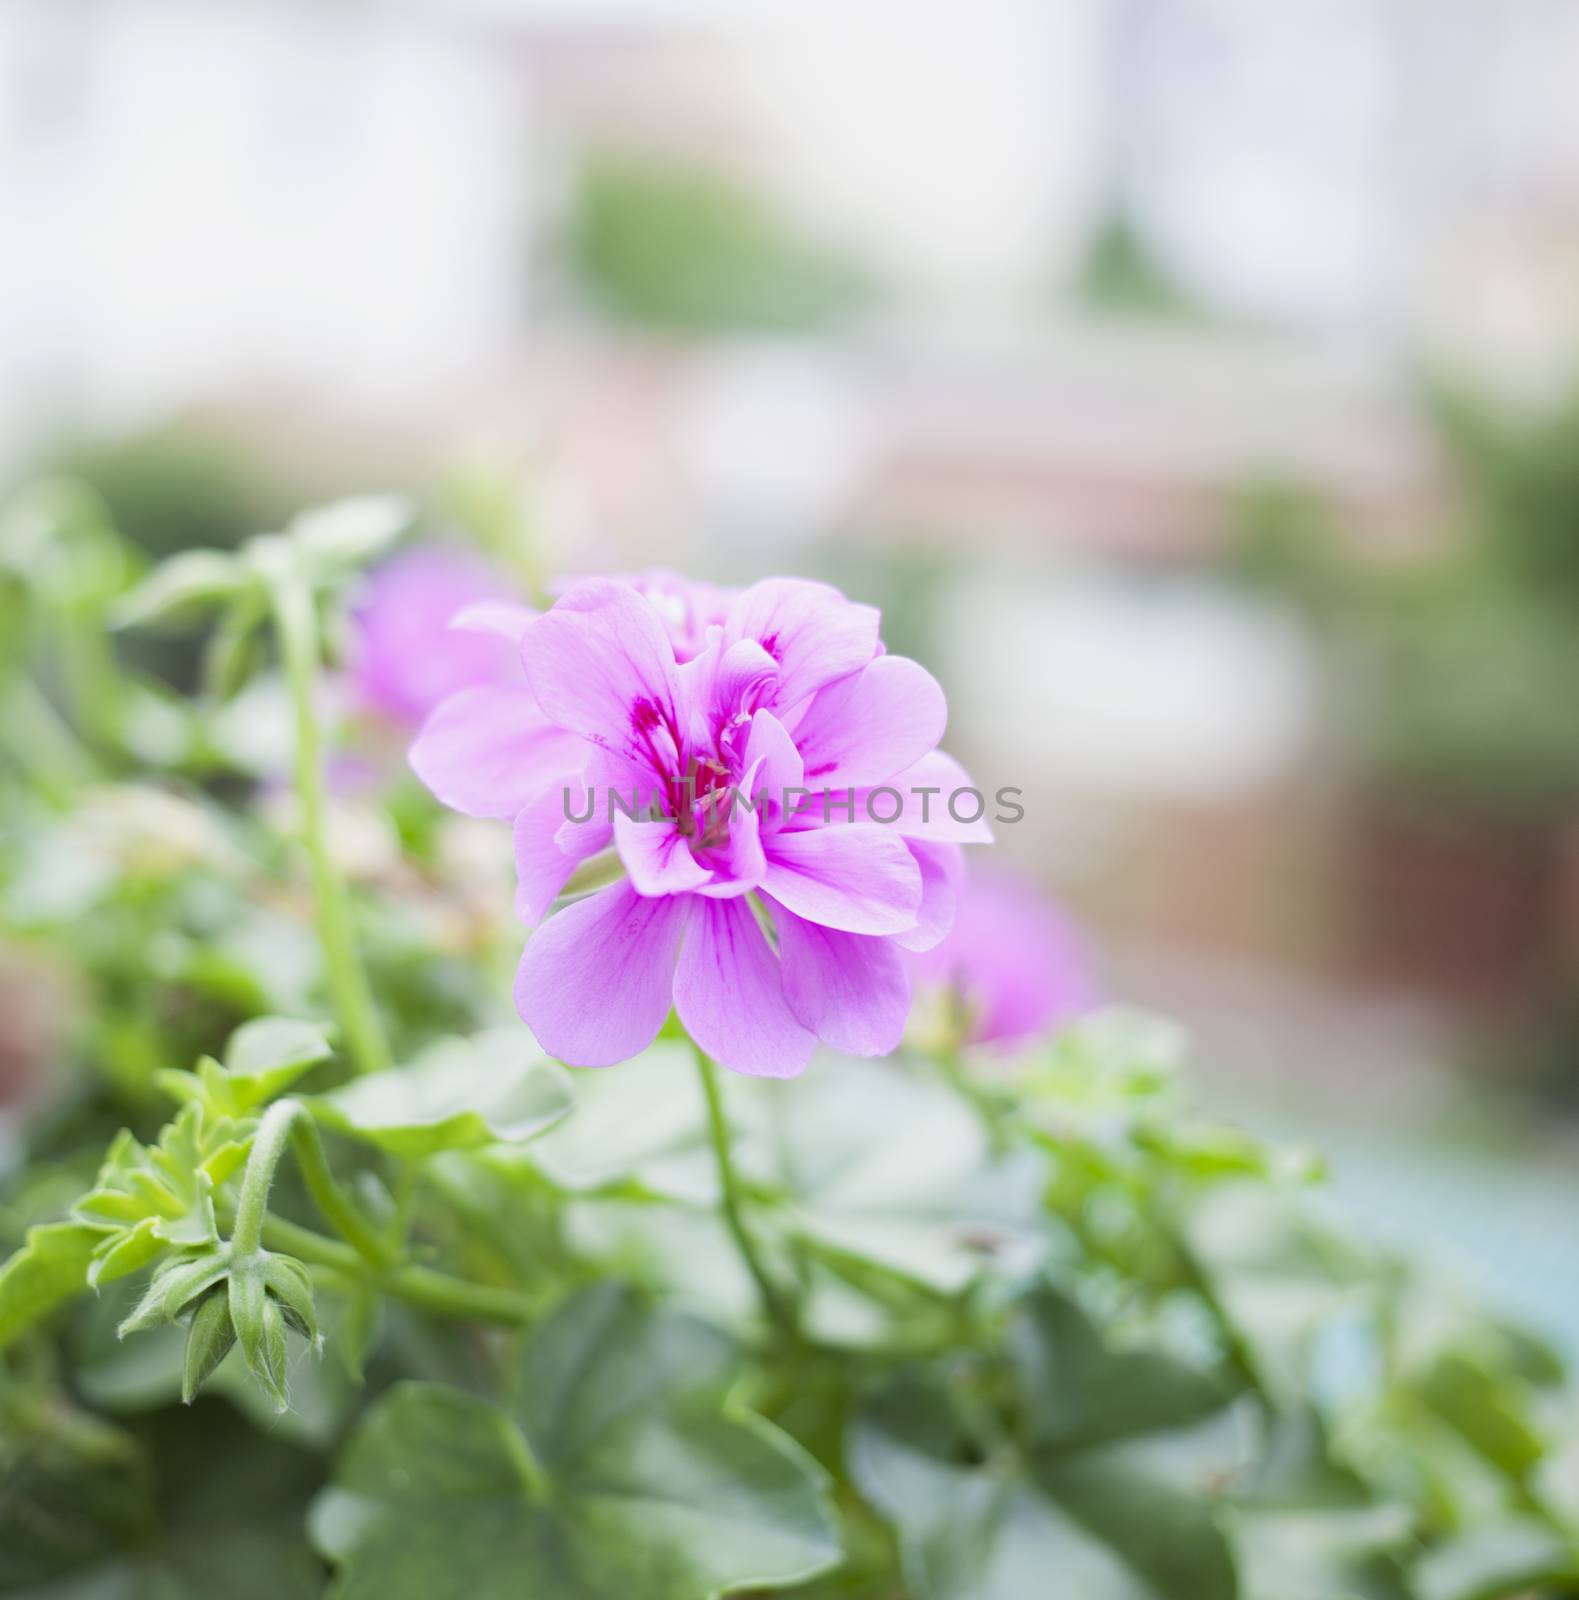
[411,575,990,1076]
[909,869,1097,1047]
[350,544,519,727]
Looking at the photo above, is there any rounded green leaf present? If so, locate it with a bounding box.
[1415,1520,1578,1600]
[313,1031,573,1158]
[0,1222,99,1350]
[112,549,249,629]
[311,1284,842,1599]
[154,1016,339,1116]
[226,1016,336,1080]
[853,1288,1238,1600]
[286,495,410,574]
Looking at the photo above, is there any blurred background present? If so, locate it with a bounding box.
[2,0,1577,1342]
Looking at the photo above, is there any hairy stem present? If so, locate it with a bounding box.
[288,1113,395,1268]
[258,1215,536,1326]
[232,1100,390,1270]
[693,1043,795,1337]
[265,560,391,1077]
[231,1100,301,1260]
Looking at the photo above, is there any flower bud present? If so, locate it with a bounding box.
[181,1287,237,1404]
[229,1263,292,1411]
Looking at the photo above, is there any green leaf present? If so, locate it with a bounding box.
[520,1039,708,1194]
[754,1058,1039,1295]
[526,1056,1038,1341]
[0,1400,324,1598]
[0,476,131,607]
[1413,1350,1549,1484]
[158,1016,336,1118]
[182,1288,238,1404]
[1011,1285,1234,1450]
[202,586,268,701]
[1415,1519,1578,1600]
[0,1221,99,1349]
[0,1387,153,1591]
[227,1014,337,1080]
[286,494,411,574]
[74,1107,250,1286]
[313,1030,573,1158]
[1184,1182,1364,1407]
[112,548,250,629]
[852,1285,1237,1600]
[118,1247,231,1337]
[1229,1413,1415,1600]
[1022,1007,1187,1120]
[311,1282,841,1598]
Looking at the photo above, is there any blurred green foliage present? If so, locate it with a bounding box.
[1229,382,1579,824]
[568,148,874,333]
[46,428,283,561]
[1075,213,1206,323]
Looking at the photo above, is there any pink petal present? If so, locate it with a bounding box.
[674,897,814,1077]
[793,655,947,788]
[681,636,779,747]
[741,709,804,807]
[691,794,767,898]
[760,823,922,935]
[857,751,996,844]
[570,745,662,840]
[409,685,585,820]
[520,579,684,778]
[724,578,879,713]
[513,772,608,924]
[513,882,688,1066]
[767,901,912,1057]
[894,840,964,953]
[614,814,713,896]
[351,546,517,724]
[909,870,1098,1046]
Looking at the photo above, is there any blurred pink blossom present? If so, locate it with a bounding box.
[349,544,520,727]
[910,870,1096,1047]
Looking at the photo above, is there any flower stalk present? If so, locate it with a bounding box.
[258,1213,536,1326]
[693,1043,796,1339]
[233,1099,390,1269]
[263,555,392,1077]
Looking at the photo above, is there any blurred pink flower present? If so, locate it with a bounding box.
[909,870,1096,1047]
[349,544,520,727]
[411,574,989,1076]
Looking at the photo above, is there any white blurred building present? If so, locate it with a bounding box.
[6,0,1579,475]
[0,0,530,467]
[1114,0,1579,390]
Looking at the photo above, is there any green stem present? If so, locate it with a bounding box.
[1154,1190,1264,1398]
[288,1114,395,1268]
[500,1417,553,1503]
[255,1214,360,1274]
[265,559,391,1077]
[232,1099,390,1270]
[232,1100,300,1260]
[385,1262,538,1325]
[258,1214,536,1326]
[59,601,122,755]
[3,678,96,806]
[692,1043,794,1337]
